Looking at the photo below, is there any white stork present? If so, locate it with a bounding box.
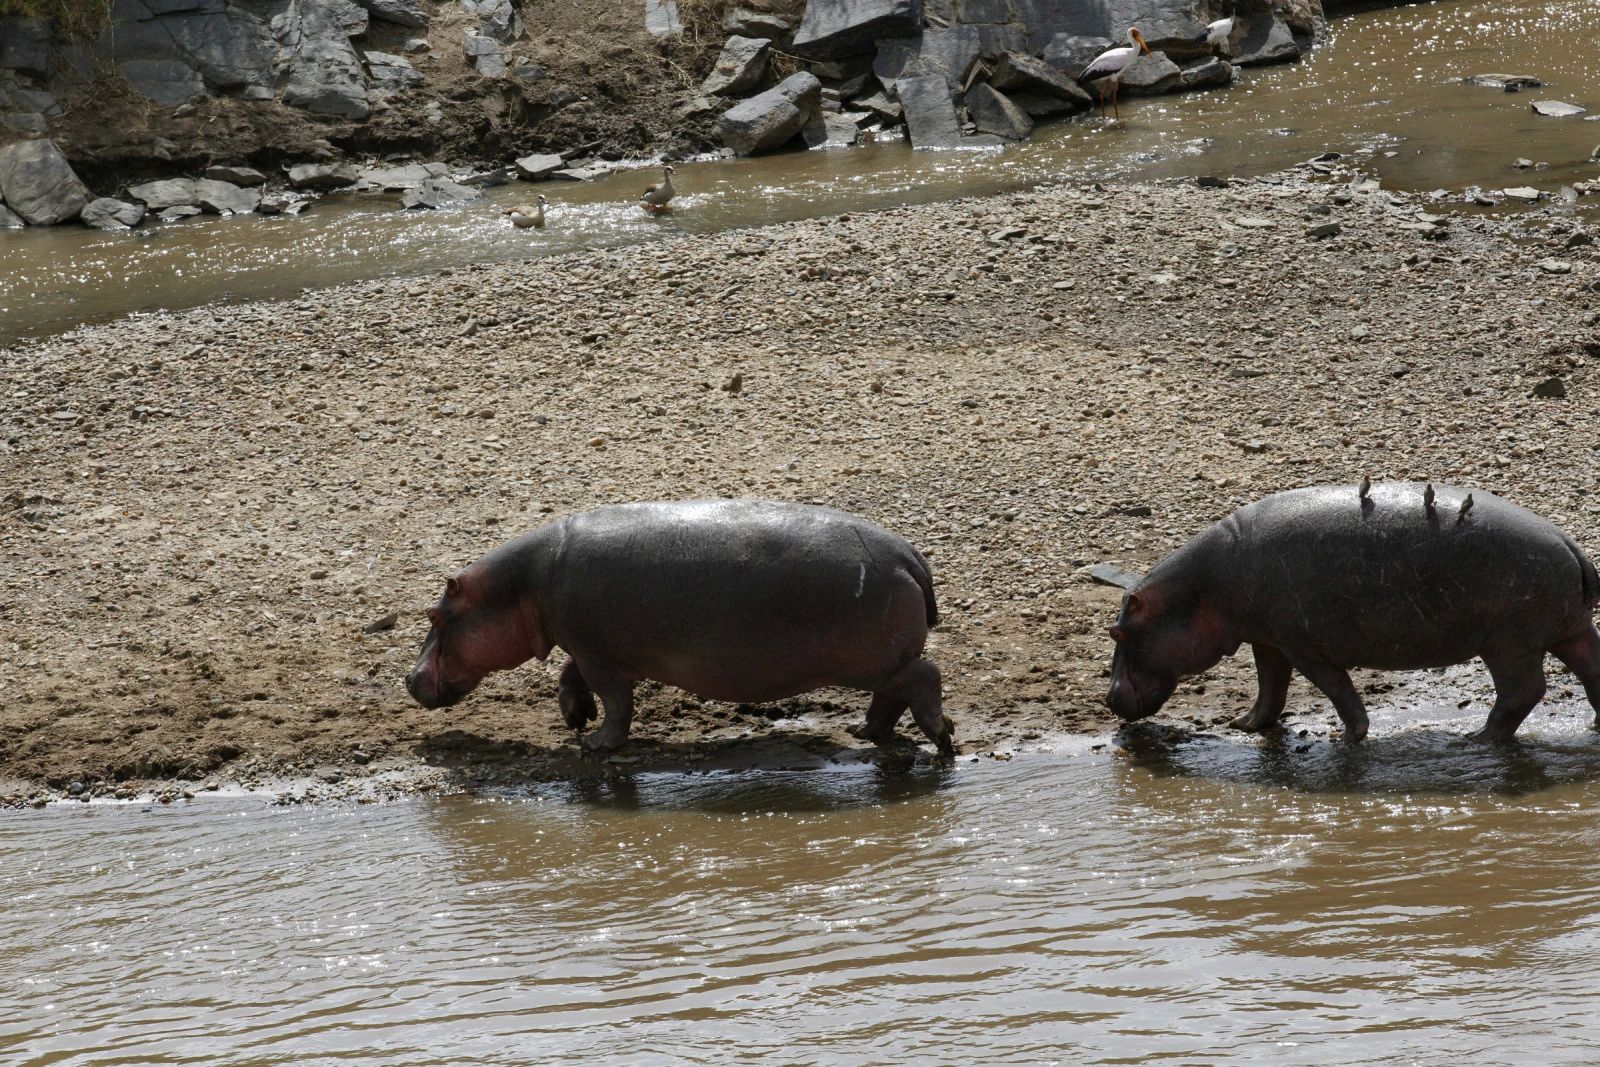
[1195,15,1234,54]
[1077,28,1153,121]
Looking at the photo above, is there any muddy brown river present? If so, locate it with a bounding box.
[7,699,1600,1063]
[3,0,1599,344]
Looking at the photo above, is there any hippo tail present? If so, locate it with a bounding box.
[1573,537,1600,613]
[906,546,939,628]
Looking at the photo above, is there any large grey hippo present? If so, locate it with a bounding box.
[1105,482,1600,743]
[406,500,953,755]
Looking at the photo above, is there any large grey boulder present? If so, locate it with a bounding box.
[358,0,429,28]
[701,35,770,96]
[898,73,1001,149]
[1043,33,1112,78]
[719,71,821,154]
[80,197,147,230]
[127,178,202,210]
[288,162,359,190]
[1119,50,1182,95]
[965,83,1032,140]
[0,203,25,228]
[802,111,861,148]
[852,89,902,123]
[875,24,1026,93]
[401,177,483,209]
[721,6,794,40]
[365,50,424,95]
[990,50,1093,115]
[1180,56,1233,89]
[513,152,564,180]
[463,0,521,42]
[359,161,449,189]
[0,17,53,79]
[792,0,922,60]
[280,0,371,118]
[465,34,506,77]
[0,140,91,225]
[644,0,682,37]
[205,164,267,186]
[1233,15,1300,66]
[195,178,260,214]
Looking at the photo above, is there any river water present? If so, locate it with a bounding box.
[7,701,1600,1064]
[2,0,1598,343]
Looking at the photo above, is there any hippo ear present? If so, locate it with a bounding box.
[445,576,461,598]
[1125,592,1145,617]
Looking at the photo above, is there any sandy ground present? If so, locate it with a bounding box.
[3,169,1599,805]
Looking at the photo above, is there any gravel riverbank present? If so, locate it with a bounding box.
[4,169,1598,805]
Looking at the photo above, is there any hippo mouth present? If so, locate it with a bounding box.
[1105,673,1178,721]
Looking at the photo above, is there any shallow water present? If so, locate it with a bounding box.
[2,0,1598,343]
[7,699,1600,1065]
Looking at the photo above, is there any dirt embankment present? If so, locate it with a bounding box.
[44,0,755,190]
[3,171,1598,804]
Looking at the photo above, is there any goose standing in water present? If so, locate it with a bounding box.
[1077,27,1152,121]
[506,194,547,228]
[641,164,676,213]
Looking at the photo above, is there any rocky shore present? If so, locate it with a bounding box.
[3,167,1598,805]
[0,0,1332,229]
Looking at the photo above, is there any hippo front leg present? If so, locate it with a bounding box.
[575,665,635,754]
[1291,658,1369,743]
[558,657,598,733]
[1229,643,1292,734]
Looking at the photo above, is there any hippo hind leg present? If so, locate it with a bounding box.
[1291,658,1370,743]
[1230,643,1293,734]
[1470,651,1547,745]
[1549,622,1600,730]
[558,658,599,733]
[861,658,954,757]
[851,693,908,746]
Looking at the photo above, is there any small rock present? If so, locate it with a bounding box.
[1502,187,1542,203]
[1538,259,1572,274]
[363,612,399,634]
[721,372,744,394]
[1532,377,1567,398]
[1077,562,1140,589]
[1531,100,1585,118]
[1196,175,1228,189]
[80,197,146,230]
[1232,216,1274,229]
[1306,221,1341,239]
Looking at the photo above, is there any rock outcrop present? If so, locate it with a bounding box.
[0,139,90,224]
[719,72,823,155]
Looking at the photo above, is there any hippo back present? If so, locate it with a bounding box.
[1196,483,1598,669]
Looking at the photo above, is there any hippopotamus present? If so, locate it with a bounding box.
[1106,482,1600,743]
[405,500,953,755]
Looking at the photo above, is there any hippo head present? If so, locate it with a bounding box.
[404,568,551,709]
[1105,584,1238,721]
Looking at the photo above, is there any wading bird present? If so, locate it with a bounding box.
[641,164,676,213]
[1078,28,1153,121]
[505,194,548,228]
[1196,14,1234,54]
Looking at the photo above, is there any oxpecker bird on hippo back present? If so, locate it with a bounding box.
[406,500,955,756]
[1106,482,1600,743]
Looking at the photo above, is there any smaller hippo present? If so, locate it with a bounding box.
[1106,483,1600,743]
[405,500,953,755]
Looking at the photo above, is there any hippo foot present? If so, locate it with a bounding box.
[934,715,957,758]
[580,726,629,755]
[1468,727,1519,746]
[850,723,897,746]
[1227,709,1282,734]
[560,689,599,732]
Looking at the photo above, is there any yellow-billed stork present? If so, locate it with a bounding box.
[1077,28,1153,121]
